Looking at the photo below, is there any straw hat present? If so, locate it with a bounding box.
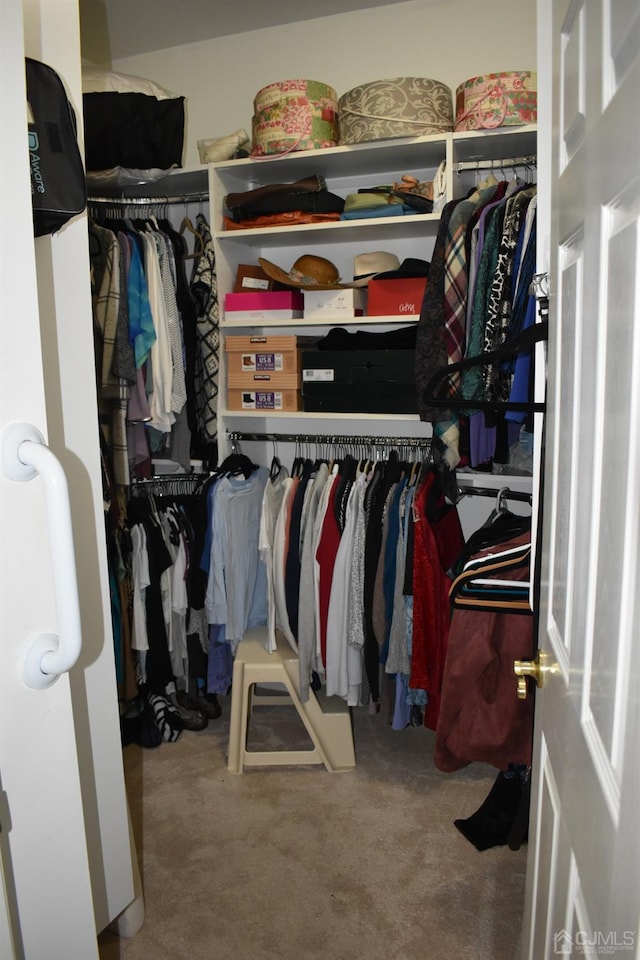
[258,251,402,290]
[258,254,348,290]
[352,251,401,283]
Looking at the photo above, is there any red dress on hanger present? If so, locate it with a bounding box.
[411,470,464,730]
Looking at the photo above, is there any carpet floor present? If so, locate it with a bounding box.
[98,689,527,960]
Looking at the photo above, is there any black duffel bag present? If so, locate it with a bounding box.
[26,57,87,237]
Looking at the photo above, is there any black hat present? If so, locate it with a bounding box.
[374,257,430,280]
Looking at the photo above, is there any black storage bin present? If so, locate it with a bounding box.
[302,349,417,413]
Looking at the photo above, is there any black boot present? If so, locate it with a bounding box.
[454,769,524,851]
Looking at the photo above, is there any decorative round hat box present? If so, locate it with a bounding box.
[251,79,339,156]
[338,77,453,145]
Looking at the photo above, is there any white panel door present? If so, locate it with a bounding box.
[0,0,134,956]
[523,1,640,957]
[21,0,137,937]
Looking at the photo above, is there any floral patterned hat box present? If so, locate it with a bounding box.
[251,79,339,156]
[454,71,537,131]
[338,77,453,144]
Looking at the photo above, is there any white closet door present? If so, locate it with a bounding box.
[0,0,135,955]
[522,0,640,956]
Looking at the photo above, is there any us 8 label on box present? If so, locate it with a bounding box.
[303,369,335,382]
[241,391,283,410]
[241,352,282,372]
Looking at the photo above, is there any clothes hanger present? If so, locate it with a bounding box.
[459,552,532,589]
[422,320,548,413]
[461,540,531,571]
[269,437,282,481]
[478,485,512,527]
[219,452,256,479]
[180,215,204,259]
[449,548,532,613]
[218,438,257,479]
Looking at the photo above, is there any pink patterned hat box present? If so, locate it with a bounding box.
[455,71,537,131]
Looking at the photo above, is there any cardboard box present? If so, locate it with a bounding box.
[366,277,427,316]
[225,334,304,388]
[225,291,304,311]
[301,349,417,413]
[303,287,367,319]
[224,291,304,322]
[226,388,301,412]
[234,263,274,293]
[225,335,300,351]
[225,335,301,375]
[228,371,301,389]
[224,310,305,323]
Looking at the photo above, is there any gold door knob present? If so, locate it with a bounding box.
[514,650,557,699]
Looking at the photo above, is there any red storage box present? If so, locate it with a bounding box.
[367,277,427,317]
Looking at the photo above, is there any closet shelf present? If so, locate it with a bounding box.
[87,164,208,200]
[221,410,428,423]
[215,213,440,249]
[451,125,538,162]
[221,315,419,329]
[211,133,448,182]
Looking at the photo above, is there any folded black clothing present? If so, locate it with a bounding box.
[230,189,344,221]
[392,190,434,213]
[225,175,325,210]
[316,325,417,351]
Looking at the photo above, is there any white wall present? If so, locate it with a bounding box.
[110,0,538,168]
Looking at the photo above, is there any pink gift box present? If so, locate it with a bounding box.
[224,291,304,311]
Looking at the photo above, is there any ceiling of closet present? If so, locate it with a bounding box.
[80,0,412,62]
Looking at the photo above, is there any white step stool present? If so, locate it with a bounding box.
[227,627,356,773]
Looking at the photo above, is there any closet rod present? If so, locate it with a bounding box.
[87,192,209,205]
[456,483,532,503]
[132,473,210,485]
[227,431,433,449]
[456,154,537,174]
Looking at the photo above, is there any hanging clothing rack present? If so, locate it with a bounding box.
[130,473,210,496]
[456,154,537,174]
[226,430,433,451]
[87,192,210,206]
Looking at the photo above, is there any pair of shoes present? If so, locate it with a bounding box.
[201,692,222,720]
[120,697,162,749]
[410,704,424,727]
[169,692,208,731]
[176,690,221,721]
[146,693,184,742]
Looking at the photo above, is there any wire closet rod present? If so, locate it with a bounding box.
[227,431,432,449]
[87,192,209,206]
[456,154,537,174]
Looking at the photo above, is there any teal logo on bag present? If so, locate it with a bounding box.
[28,129,46,195]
